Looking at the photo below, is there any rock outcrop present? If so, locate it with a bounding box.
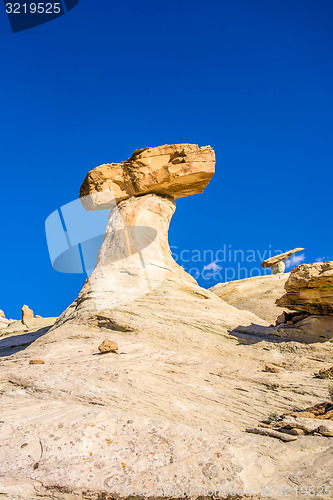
[21,305,34,320]
[261,248,304,274]
[80,144,215,210]
[0,310,9,327]
[233,262,333,343]
[210,274,290,323]
[277,261,333,315]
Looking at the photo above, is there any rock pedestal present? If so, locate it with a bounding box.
[271,261,286,274]
[54,144,268,332]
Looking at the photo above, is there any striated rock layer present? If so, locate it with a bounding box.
[80,144,215,210]
[277,261,333,315]
[0,305,332,498]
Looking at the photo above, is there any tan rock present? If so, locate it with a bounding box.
[79,144,215,210]
[98,339,118,354]
[303,402,333,417]
[318,423,333,437]
[316,366,333,380]
[288,411,316,419]
[246,427,298,441]
[1,320,28,334]
[21,305,34,320]
[320,410,333,420]
[278,427,305,436]
[0,310,9,327]
[264,363,280,373]
[35,315,43,319]
[261,248,304,268]
[281,416,320,434]
[210,273,290,324]
[277,261,333,315]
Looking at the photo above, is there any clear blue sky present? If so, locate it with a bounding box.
[0,0,332,319]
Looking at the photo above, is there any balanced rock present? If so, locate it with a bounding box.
[80,144,215,210]
[54,144,267,332]
[261,248,304,273]
[277,261,333,315]
[21,305,34,320]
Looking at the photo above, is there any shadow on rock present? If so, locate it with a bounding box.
[230,316,333,345]
[0,327,51,357]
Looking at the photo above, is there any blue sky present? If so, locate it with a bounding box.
[0,0,332,319]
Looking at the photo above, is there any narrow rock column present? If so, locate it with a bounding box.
[271,261,286,274]
[56,193,198,326]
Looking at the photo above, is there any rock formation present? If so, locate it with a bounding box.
[210,273,290,323]
[54,144,266,332]
[80,144,215,210]
[0,310,9,327]
[1,146,332,499]
[261,247,304,274]
[21,305,34,320]
[277,261,333,315]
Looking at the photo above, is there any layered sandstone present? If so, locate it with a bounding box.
[79,144,215,210]
[277,261,333,315]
